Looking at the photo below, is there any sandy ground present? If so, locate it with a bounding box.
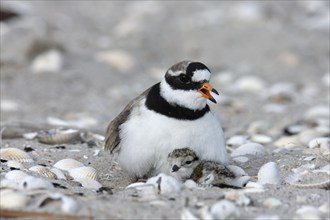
[1,1,330,219]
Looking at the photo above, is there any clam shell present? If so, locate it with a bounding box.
[29,165,57,179]
[37,128,80,144]
[6,160,25,170]
[53,158,84,171]
[0,190,27,209]
[0,148,33,163]
[68,166,98,180]
[74,178,102,190]
[50,167,67,180]
[257,162,282,185]
[5,170,30,182]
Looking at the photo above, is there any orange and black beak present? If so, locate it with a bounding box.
[198,82,219,103]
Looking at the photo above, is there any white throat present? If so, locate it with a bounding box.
[160,79,207,110]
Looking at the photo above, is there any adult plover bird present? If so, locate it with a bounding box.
[191,160,236,188]
[167,147,200,181]
[105,61,228,179]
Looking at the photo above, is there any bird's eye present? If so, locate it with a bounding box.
[179,75,189,83]
[185,160,192,165]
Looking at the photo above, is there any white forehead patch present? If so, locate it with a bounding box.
[192,69,211,82]
[168,69,182,76]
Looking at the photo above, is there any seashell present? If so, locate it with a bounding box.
[232,156,249,163]
[224,190,251,206]
[255,215,280,220]
[308,137,330,150]
[50,167,67,180]
[210,200,240,220]
[5,170,30,182]
[23,132,38,140]
[0,190,27,209]
[6,160,25,170]
[251,134,272,144]
[20,176,54,190]
[74,178,102,190]
[298,129,325,146]
[68,166,98,181]
[53,158,84,171]
[257,162,282,185]
[263,197,282,209]
[181,208,199,220]
[234,75,266,93]
[31,49,63,74]
[147,173,183,194]
[29,165,57,179]
[184,179,199,189]
[37,128,80,145]
[296,206,322,220]
[231,142,265,157]
[0,147,33,163]
[226,135,249,147]
[273,136,300,148]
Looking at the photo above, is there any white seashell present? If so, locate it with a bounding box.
[210,200,240,220]
[0,148,33,163]
[298,129,325,146]
[20,176,54,190]
[255,215,280,220]
[95,50,135,72]
[50,167,67,180]
[234,76,266,92]
[6,160,25,170]
[318,202,330,213]
[226,135,249,147]
[23,132,38,140]
[68,166,98,181]
[263,197,282,209]
[184,179,199,189]
[296,206,321,220]
[224,190,251,206]
[0,190,27,209]
[126,182,147,189]
[231,142,265,157]
[53,158,84,171]
[37,128,80,145]
[74,178,102,190]
[181,208,199,220]
[308,137,330,150]
[251,134,273,144]
[257,162,282,185]
[147,173,183,194]
[232,156,249,163]
[29,165,57,179]
[5,170,30,182]
[273,136,300,148]
[31,49,63,74]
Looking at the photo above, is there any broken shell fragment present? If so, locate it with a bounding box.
[29,165,57,179]
[0,147,33,163]
[53,158,84,171]
[68,166,98,181]
[36,128,80,145]
[257,162,282,185]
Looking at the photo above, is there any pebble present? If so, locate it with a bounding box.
[304,105,329,120]
[0,99,19,112]
[0,190,27,209]
[226,135,249,147]
[210,200,240,220]
[257,162,282,185]
[262,103,286,114]
[234,75,266,93]
[318,202,330,213]
[232,156,249,163]
[251,134,272,144]
[308,137,329,150]
[184,179,199,189]
[31,49,63,74]
[231,142,265,157]
[95,50,135,72]
[298,129,325,146]
[296,206,322,220]
[6,160,25,170]
[181,208,199,220]
[224,190,251,206]
[273,136,300,148]
[263,197,282,209]
[147,173,183,194]
[265,82,296,102]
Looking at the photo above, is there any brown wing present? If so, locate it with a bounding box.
[104,87,152,153]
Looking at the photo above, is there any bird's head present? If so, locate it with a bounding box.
[160,61,219,110]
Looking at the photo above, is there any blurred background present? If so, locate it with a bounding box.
[1,1,329,135]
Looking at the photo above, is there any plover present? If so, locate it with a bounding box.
[105,61,228,179]
[167,147,200,181]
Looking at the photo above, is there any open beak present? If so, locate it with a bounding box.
[198,82,219,103]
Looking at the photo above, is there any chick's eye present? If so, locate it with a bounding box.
[185,160,192,165]
[179,75,189,83]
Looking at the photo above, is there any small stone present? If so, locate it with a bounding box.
[263,103,286,114]
[231,143,265,157]
[299,130,325,146]
[0,99,19,112]
[0,190,27,209]
[257,162,282,185]
[305,105,329,120]
[234,75,266,93]
[232,156,249,163]
[95,50,135,72]
[251,134,273,144]
[184,179,199,189]
[296,206,321,220]
[224,190,251,206]
[266,82,296,102]
[226,135,249,147]
[318,202,330,213]
[274,136,300,148]
[210,200,240,220]
[31,50,63,74]
[308,137,330,150]
[263,197,282,209]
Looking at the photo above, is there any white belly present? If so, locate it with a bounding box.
[117,101,228,177]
